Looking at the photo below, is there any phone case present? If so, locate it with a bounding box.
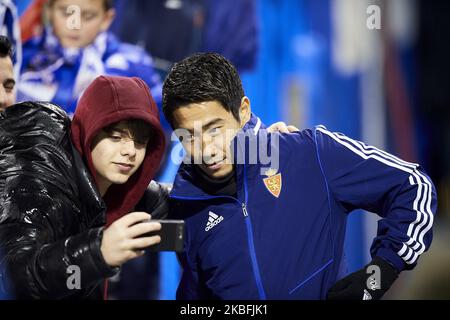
[143,219,185,252]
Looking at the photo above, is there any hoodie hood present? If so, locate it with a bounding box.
[71,75,166,226]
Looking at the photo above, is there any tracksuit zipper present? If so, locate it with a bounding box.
[242,203,248,217]
[171,174,267,299]
[171,122,266,299]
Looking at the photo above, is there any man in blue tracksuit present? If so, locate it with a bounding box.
[162,53,437,300]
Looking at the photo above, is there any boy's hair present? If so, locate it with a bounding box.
[162,52,244,128]
[49,0,114,11]
[103,119,153,145]
[0,36,13,59]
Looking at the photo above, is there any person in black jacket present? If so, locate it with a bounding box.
[0,75,169,299]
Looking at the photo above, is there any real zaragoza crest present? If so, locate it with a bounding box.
[262,168,282,198]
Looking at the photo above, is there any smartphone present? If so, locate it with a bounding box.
[140,219,185,252]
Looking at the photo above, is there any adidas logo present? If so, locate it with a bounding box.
[363,289,372,300]
[205,211,224,231]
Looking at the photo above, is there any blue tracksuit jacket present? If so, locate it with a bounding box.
[169,114,437,300]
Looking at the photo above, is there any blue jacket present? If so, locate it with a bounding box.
[169,114,437,299]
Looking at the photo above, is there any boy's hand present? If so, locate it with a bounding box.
[100,212,161,267]
[267,121,299,133]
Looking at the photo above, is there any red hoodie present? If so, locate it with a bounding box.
[71,75,166,227]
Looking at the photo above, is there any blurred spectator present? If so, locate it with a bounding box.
[111,0,204,76]
[200,0,258,72]
[0,3,19,297]
[0,36,16,111]
[16,0,162,116]
[0,0,21,78]
[110,0,257,74]
[19,0,47,42]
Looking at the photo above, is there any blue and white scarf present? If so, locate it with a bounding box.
[18,27,162,116]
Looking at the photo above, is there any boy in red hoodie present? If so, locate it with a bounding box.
[71,75,168,271]
[0,75,168,299]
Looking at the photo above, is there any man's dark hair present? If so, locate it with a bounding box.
[49,0,114,11]
[162,52,244,128]
[0,36,13,59]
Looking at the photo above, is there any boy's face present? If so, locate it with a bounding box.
[91,121,148,191]
[49,0,115,49]
[172,99,251,180]
[0,55,15,112]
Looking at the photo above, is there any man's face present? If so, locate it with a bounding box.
[0,55,15,112]
[49,0,115,49]
[91,121,148,191]
[172,99,250,179]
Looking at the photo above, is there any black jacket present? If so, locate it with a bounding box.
[0,102,168,299]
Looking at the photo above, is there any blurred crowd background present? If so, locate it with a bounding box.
[1,0,449,299]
